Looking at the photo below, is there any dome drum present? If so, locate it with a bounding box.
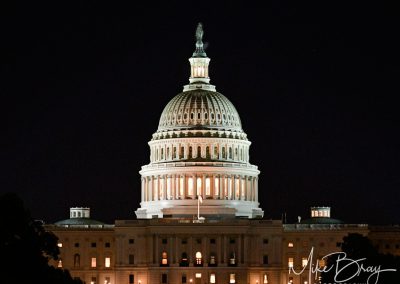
[148,137,251,164]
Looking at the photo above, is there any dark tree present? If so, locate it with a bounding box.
[321,233,400,284]
[0,192,83,284]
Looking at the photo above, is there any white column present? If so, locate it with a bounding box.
[141,178,145,202]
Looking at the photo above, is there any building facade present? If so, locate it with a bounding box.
[47,24,399,284]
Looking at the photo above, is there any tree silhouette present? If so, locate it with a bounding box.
[0,192,83,284]
[321,233,399,284]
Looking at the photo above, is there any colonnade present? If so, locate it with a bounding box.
[141,174,258,203]
[150,142,249,163]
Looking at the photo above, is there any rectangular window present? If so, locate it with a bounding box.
[288,257,294,268]
[263,238,269,244]
[181,238,187,244]
[205,177,211,195]
[180,177,184,196]
[74,242,80,247]
[214,177,219,196]
[263,274,268,284]
[302,257,308,267]
[91,277,96,284]
[162,273,167,284]
[181,274,187,284]
[105,277,110,284]
[229,273,236,283]
[91,242,96,248]
[105,257,111,268]
[263,255,269,265]
[210,238,216,244]
[129,274,134,284]
[129,238,135,244]
[195,273,201,278]
[129,254,134,265]
[105,242,110,248]
[197,177,202,196]
[210,273,216,284]
[91,257,97,268]
[188,177,194,196]
[229,238,235,244]
[319,259,326,268]
[162,238,168,244]
[288,242,294,247]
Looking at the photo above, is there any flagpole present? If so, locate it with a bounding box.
[197,195,200,219]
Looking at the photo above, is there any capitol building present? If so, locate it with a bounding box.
[47,24,399,284]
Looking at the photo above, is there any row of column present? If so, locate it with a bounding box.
[150,143,249,163]
[141,174,258,202]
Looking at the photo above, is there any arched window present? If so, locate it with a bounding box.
[180,252,189,267]
[161,251,168,266]
[197,146,201,158]
[189,146,193,159]
[206,146,210,159]
[161,148,164,160]
[74,254,80,267]
[222,147,226,159]
[229,147,232,159]
[195,251,203,266]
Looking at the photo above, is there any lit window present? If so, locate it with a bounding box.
[197,177,202,195]
[288,242,294,247]
[229,252,236,265]
[214,178,219,196]
[288,257,294,268]
[91,277,96,284]
[210,273,216,283]
[57,243,63,248]
[205,177,211,195]
[91,257,97,268]
[195,273,201,279]
[161,251,168,265]
[319,259,326,268]
[58,259,63,267]
[180,177,184,196]
[302,257,308,267]
[210,255,216,265]
[229,273,236,283]
[105,257,111,268]
[263,274,268,284]
[188,177,194,196]
[195,251,202,265]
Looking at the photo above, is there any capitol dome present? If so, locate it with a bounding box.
[135,23,263,220]
[157,90,244,134]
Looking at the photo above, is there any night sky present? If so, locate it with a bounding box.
[12,2,399,225]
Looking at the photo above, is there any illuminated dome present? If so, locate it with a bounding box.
[135,23,263,220]
[157,90,243,134]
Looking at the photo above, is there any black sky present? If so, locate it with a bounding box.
[11,2,400,225]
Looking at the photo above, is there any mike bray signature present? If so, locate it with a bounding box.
[289,247,396,284]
